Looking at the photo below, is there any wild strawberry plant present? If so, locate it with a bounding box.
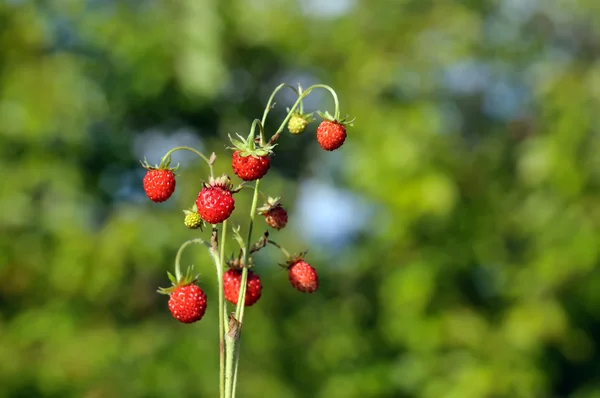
[141,83,354,398]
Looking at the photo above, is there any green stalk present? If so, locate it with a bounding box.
[173,238,211,281]
[222,83,340,397]
[235,180,261,320]
[308,84,340,119]
[224,318,238,398]
[161,146,215,178]
[229,179,261,397]
[261,83,298,126]
[217,221,228,398]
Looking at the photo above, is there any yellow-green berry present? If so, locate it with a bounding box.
[288,114,309,135]
[184,211,203,229]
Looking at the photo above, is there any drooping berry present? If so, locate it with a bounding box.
[316,120,347,151]
[168,284,207,323]
[223,268,262,306]
[315,111,354,151]
[288,260,318,293]
[143,169,176,202]
[288,112,313,135]
[196,175,236,224]
[140,158,178,202]
[258,197,288,230]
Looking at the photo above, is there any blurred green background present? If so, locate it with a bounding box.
[2,0,600,397]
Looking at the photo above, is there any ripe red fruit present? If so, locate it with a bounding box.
[316,120,347,151]
[288,260,318,293]
[223,268,262,306]
[168,284,207,324]
[196,176,236,224]
[231,151,271,181]
[143,169,176,202]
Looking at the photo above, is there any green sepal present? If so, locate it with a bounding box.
[278,250,309,269]
[140,156,180,173]
[157,265,200,295]
[205,174,234,191]
[228,133,276,158]
[257,196,283,214]
[167,271,177,285]
[317,111,355,127]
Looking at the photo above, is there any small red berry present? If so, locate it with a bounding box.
[231,151,271,181]
[143,169,176,202]
[288,260,318,293]
[196,176,236,224]
[168,284,207,324]
[264,206,288,230]
[258,196,288,230]
[316,120,347,151]
[223,269,262,306]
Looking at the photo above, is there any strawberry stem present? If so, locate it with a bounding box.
[217,221,228,398]
[247,119,265,147]
[173,238,211,282]
[239,184,269,201]
[309,84,340,120]
[298,84,305,114]
[267,239,291,258]
[162,146,215,178]
[235,181,261,320]
[224,315,240,398]
[260,83,299,127]
[224,178,262,397]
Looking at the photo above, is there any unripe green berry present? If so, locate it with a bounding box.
[288,114,309,135]
[184,212,203,229]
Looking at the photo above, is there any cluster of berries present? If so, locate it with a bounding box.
[141,94,352,324]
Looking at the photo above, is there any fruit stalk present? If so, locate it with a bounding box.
[309,84,340,120]
[260,83,299,126]
[227,179,261,397]
[161,146,216,178]
[267,239,291,258]
[267,83,340,145]
[174,238,211,281]
[217,221,228,398]
[224,316,240,398]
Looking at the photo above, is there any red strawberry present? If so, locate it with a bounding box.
[141,162,177,202]
[231,151,271,181]
[229,132,275,182]
[168,284,207,324]
[258,197,288,230]
[288,260,318,293]
[196,175,236,224]
[316,120,346,151]
[223,268,262,306]
[315,112,354,151]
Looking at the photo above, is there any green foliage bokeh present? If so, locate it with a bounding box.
[2,0,600,397]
